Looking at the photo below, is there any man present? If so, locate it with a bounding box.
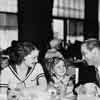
[81,38,100,87]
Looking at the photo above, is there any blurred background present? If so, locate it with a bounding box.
[0,0,99,51]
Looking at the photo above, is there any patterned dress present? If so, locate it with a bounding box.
[49,75,75,100]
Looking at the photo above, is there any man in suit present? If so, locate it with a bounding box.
[81,38,100,87]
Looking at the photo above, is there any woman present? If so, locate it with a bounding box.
[0,41,47,100]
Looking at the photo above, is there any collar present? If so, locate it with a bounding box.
[9,64,36,82]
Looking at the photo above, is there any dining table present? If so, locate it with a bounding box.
[7,87,76,100]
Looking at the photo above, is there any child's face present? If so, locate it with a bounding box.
[53,60,66,77]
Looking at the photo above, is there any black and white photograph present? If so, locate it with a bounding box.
[0,0,100,100]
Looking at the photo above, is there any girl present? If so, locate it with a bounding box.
[0,41,47,100]
[48,57,75,100]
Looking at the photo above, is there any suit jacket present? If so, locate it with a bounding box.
[75,62,98,86]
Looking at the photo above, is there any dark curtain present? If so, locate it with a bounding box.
[18,0,53,59]
[84,0,99,39]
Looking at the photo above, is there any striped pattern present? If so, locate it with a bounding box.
[9,64,36,82]
[0,84,8,87]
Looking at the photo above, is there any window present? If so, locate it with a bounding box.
[0,0,17,13]
[0,0,18,49]
[52,0,85,44]
[52,19,64,39]
[53,0,85,19]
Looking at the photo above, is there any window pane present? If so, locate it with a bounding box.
[74,10,80,18]
[58,8,64,17]
[77,22,84,35]
[64,8,69,17]
[8,0,17,12]
[6,14,18,27]
[0,0,17,12]
[64,0,70,8]
[0,30,8,49]
[53,8,58,16]
[52,19,64,39]
[0,14,6,26]
[69,21,75,36]
[99,0,100,22]
[81,11,84,19]
[53,0,85,19]
[5,29,18,47]
[70,0,74,9]
[80,0,85,10]
[0,29,18,49]
[70,9,75,18]
[59,0,64,8]
[75,0,80,10]
[67,20,84,43]
[53,0,58,8]
[0,0,7,11]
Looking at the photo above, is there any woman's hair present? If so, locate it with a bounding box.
[8,41,38,65]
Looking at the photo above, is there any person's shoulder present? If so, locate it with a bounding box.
[35,63,44,73]
[35,63,42,67]
[1,66,10,72]
[0,66,11,75]
[35,63,43,69]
